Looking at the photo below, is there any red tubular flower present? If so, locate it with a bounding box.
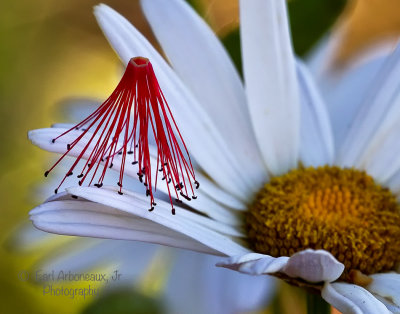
[45,57,198,214]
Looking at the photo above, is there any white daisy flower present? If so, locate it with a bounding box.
[18,97,275,314]
[28,0,400,313]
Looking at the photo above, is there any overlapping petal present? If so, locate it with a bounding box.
[240,0,300,175]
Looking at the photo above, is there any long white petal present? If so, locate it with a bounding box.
[240,0,300,175]
[93,4,253,198]
[322,282,390,314]
[337,43,400,167]
[31,196,248,257]
[367,273,400,307]
[140,0,268,191]
[29,128,243,226]
[67,186,249,255]
[297,61,334,167]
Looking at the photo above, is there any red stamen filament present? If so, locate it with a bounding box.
[45,57,198,214]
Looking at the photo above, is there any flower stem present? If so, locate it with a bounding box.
[307,293,331,314]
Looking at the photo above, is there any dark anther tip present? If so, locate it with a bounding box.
[192,196,197,199]
[118,151,122,155]
[117,182,121,187]
[67,144,71,150]
[152,202,157,206]
[159,168,163,172]
[78,181,82,186]
[67,171,73,177]
[162,176,166,180]
[51,139,55,143]
[175,199,182,203]
[118,191,123,195]
[77,174,83,178]
[132,161,138,165]
[195,181,200,189]
[144,183,148,186]
[168,178,171,184]
[127,151,133,154]
[146,189,150,196]
[44,171,50,177]
[71,195,78,199]
[164,162,168,166]
[75,127,79,130]
[148,206,154,212]
[54,189,58,194]
[172,208,176,215]
[135,144,139,148]
[109,163,113,168]
[88,163,91,167]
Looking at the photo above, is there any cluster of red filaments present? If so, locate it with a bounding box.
[45,57,198,214]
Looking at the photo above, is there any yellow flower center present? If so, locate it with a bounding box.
[246,166,400,282]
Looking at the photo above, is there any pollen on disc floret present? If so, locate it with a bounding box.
[246,165,400,282]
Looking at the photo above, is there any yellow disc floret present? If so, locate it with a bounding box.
[246,166,400,282]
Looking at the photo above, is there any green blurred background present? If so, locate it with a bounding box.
[0,0,399,313]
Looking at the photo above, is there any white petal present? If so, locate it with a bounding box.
[374,295,400,313]
[66,186,249,255]
[218,249,344,283]
[240,0,300,175]
[308,37,391,150]
[140,0,268,191]
[48,123,246,211]
[367,273,400,307]
[31,196,248,256]
[217,253,289,275]
[167,251,275,314]
[297,61,334,167]
[387,170,400,195]
[38,239,158,283]
[282,249,344,283]
[29,128,243,226]
[322,282,390,314]
[356,91,400,182]
[337,43,400,168]
[93,4,253,198]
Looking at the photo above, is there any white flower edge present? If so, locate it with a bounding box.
[322,282,390,314]
[217,249,344,283]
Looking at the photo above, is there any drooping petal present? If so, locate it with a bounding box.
[297,61,334,167]
[140,0,268,191]
[67,186,248,254]
[217,253,289,275]
[282,249,344,283]
[30,195,249,256]
[367,273,400,307]
[94,4,253,198]
[337,43,400,168]
[240,0,300,175]
[322,282,390,314]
